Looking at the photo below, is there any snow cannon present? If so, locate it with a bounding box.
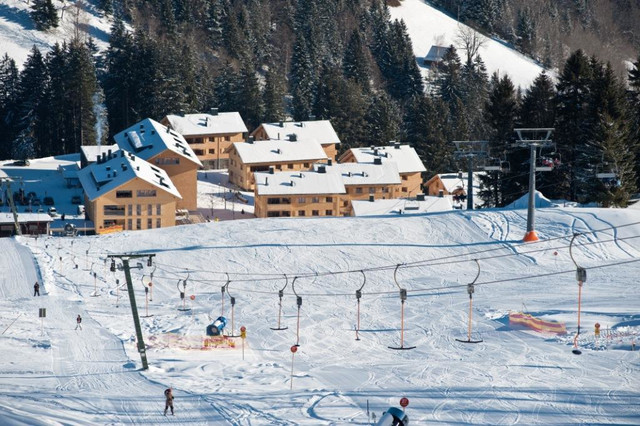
[206,316,227,336]
[376,407,409,426]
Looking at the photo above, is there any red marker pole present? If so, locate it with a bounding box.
[290,345,297,390]
[240,326,246,360]
[400,397,409,413]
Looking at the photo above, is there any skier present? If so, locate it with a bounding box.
[164,388,174,416]
[33,281,40,296]
[75,314,82,330]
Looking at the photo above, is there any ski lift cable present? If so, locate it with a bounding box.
[93,226,640,289]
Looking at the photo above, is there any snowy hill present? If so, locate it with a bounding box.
[0,0,111,68]
[390,0,550,89]
[1,206,639,424]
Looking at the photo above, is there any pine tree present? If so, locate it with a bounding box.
[0,55,20,159]
[262,68,286,122]
[30,0,59,31]
[343,30,371,92]
[290,34,315,121]
[554,49,592,201]
[480,72,517,207]
[362,92,400,148]
[13,46,48,161]
[40,43,68,157]
[236,64,263,131]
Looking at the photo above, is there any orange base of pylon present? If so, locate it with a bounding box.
[523,231,539,242]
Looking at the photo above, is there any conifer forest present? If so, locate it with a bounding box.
[1,0,640,207]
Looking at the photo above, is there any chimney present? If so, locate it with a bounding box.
[369,195,375,202]
[96,155,101,164]
[290,180,295,186]
[269,166,275,174]
[328,159,332,166]
[108,149,112,157]
[417,193,425,201]
[120,150,125,157]
[102,152,107,162]
[247,136,254,144]
[113,170,117,177]
[279,121,284,127]
[210,107,218,115]
[318,165,326,174]
[136,166,140,171]
[265,177,269,185]
[394,142,401,149]
[347,172,352,177]
[374,157,382,165]
[289,134,297,142]
[438,189,444,198]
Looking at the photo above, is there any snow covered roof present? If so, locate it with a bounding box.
[164,112,248,136]
[435,172,485,194]
[81,144,119,164]
[424,45,448,63]
[113,118,202,167]
[313,162,401,186]
[344,144,426,174]
[254,170,346,196]
[77,150,182,201]
[0,212,53,224]
[233,139,328,165]
[253,120,341,145]
[58,163,80,179]
[352,196,452,216]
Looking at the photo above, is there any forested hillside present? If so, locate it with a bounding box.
[1,0,640,208]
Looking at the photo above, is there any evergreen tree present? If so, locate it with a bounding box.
[98,0,113,16]
[362,92,400,148]
[290,34,315,121]
[30,0,59,31]
[554,49,592,201]
[236,64,263,131]
[64,39,98,153]
[13,46,48,160]
[0,55,19,159]
[628,56,640,190]
[214,62,240,113]
[460,54,490,139]
[40,43,68,157]
[262,68,286,122]
[516,6,536,55]
[480,72,517,207]
[343,29,371,92]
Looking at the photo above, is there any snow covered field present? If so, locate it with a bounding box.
[0,206,639,425]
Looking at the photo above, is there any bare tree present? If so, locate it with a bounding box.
[455,24,487,65]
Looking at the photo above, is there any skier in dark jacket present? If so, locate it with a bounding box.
[34,282,40,296]
[164,388,174,416]
[75,314,82,330]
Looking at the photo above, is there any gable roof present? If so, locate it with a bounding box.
[77,150,182,201]
[113,118,202,167]
[254,170,346,196]
[81,144,119,165]
[313,162,401,186]
[424,45,448,63]
[351,197,452,216]
[233,139,328,164]
[164,112,248,136]
[252,120,341,145]
[342,144,426,174]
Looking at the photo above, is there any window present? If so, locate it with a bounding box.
[156,218,161,228]
[209,149,215,154]
[136,218,141,229]
[369,187,376,194]
[298,210,306,216]
[136,204,141,215]
[382,187,390,193]
[326,197,333,202]
[116,190,132,198]
[304,163,309,168]
[147,218,153,229]
[325,210,333,216]
[312,210,319,216]
[137,189,156,198]
[402,175,408,181]
[155,157,180,165]
[267,198,281,205]
[127,219,132,229]
[225,136,231,141]
[156,204,161,215]
[311,197,320,203]
[282,211,291,217]
[267,211,281,217]
[128,204,132,215]
[194,149,204,156]
[103,205,125,216]
[402,187,408,193]
[355,188,363,194]
[147,204,152,215]
[298,197,306,203]
[288,164,294,169]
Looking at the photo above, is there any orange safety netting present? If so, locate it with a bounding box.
[509,312,567,334]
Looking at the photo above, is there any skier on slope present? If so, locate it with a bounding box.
[75,314,82,330]
[33,281,40,296]
[164,388,174,416]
